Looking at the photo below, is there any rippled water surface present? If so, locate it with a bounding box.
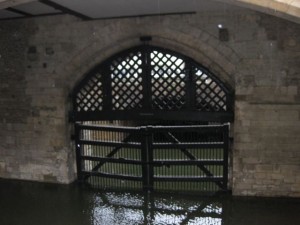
[0,179,300,225]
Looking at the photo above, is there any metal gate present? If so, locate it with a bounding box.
[71,45,234,123]
[75,123,229,193]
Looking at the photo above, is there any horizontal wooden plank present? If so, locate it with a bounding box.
[152,142,224,149]
[82,171,142,181]
[75,123,139,132]
[151,159,224,166]
[82,156,142,165]
[154,176,224,182]
[78,140,141,148]
[73,111,234,122]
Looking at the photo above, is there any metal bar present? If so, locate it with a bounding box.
[81,171,142,181]
[151,124,225,130]
[141,44,151,110]
[73,111,234,122]
[82,156,142,165]
[186,61,195,110]
[154,176,223,182]
[78,140,140,148]
[39,0,91,20]
[6,7,33,16]
[141,127,149,191]
[75,123,139,132]
[222,124,229,190]
[86,11,196,21]
[0,12,64,21]
[153,142,224,149]
[74,123,83,181]
[147,127,154,191]
[164,131,225,189]
[151,159,224,166]
[102,62,113,111]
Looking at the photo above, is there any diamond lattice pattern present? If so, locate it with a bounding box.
[76,72,104,112]
[194,68,227,111]
[74,47,230,115]
[151,50,186,110]
[111,52,143,110]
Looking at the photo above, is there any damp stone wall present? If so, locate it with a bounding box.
[0,6,300,196]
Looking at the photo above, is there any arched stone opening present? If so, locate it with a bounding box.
[70,44,235,193]
[72,44,234,122]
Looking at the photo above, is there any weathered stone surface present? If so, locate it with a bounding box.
[0,6,300,197]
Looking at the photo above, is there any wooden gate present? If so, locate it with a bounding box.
[72,44,234,194]
[75,123,229,193]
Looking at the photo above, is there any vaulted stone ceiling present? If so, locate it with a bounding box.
[217,0,300,23]
[0,0,299,23]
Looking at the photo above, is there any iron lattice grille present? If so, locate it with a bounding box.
[72,45,234,122]
[194,68,227,111]
[111,51,143,110]
[151,50,186,110]
[75,72,104,112]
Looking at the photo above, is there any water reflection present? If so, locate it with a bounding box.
[1,179,300,225]
[88,191,223,225]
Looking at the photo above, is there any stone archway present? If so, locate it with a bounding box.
[71,44,234,193]
[71,44,234,122]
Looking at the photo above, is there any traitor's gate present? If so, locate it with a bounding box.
[72,44,234,193]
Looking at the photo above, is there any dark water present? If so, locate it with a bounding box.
[0,179,300,225]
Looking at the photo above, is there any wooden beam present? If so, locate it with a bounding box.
[6,7,33,16]
[39,0,91,20]
[0,0,34,10]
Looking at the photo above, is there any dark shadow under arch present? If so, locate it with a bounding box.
[71,45,234,122]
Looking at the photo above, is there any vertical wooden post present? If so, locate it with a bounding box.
[141,126,148,191]
[141,126,154,191]
[222,124,229,191]
[75,123,83,182]
[147,126,154,191]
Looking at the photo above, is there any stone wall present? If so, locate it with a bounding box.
[233,16,300,197]
[0,6,299,196]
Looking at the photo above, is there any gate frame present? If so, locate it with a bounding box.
[71,45,234,193]
[75,123,230,192]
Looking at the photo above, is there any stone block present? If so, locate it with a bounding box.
[255,164,273,172]
[43,174,58,183]
[0,161,5,173]
[0,7,300,198]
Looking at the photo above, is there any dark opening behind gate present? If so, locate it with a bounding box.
[72,44,234,193]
